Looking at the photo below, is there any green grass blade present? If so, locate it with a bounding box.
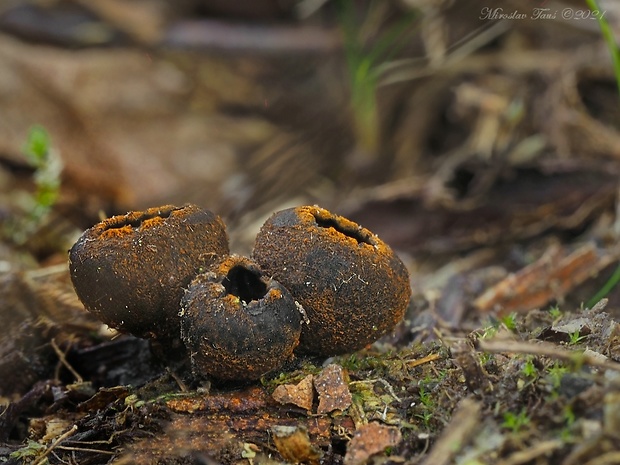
[586,0,620,102]
[587,261,620,308]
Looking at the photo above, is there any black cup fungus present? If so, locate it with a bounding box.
[180,254,303,381]
[253,205,411,356]
[69,204,229,344]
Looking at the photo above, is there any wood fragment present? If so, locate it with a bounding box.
[314,364,352,415]
[271,425,321,465]
[422,398,481,465]
[32,425,78,465]
[452,341,493,392]
[344,422,402,465]
[407,352,441,368]
[346,171,616,256]
[272,374,314,412]
[166,386,270,414]
[475,339,620,372]
[474,244,616,315]
[583,451,620,465]
[496,440,564,465]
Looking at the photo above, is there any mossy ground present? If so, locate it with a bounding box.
[4,300,619,464]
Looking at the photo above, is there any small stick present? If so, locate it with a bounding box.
[56,445,116,455]
[51,338,83,383]
[33,425,78,465]
[497,439,563,465]
[167,368,189,392]
[25,264,69,279]
[475,339,620,372]
[407,352,441,368]
[422,398,481,465]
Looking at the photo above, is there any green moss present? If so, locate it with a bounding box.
[502,409,531,433]
[261,362,321,391]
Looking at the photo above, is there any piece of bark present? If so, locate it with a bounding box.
[344,422,402,465]
[314,364,352,415]
[272,374,314,413]
[271,425,322,465]
[119,401,343,464]
[166,386,270,414]
[474,243,616,315]
[452,340,493,393]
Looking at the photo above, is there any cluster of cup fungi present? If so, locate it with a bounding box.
[69,204,412,382]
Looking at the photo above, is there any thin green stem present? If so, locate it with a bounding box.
[582,1,620,306]
[587,261,620,308]
[586,0,620,102]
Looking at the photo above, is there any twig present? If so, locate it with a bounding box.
[421,397,481,465]
[33,425,78,465]
[407,352,441,368]
[475,339,620,372]
[25,263,69,279]
[167,368,189,392]
[583,451,620,465]
[56,445,116,455]
[496,439,563,465]
[51,338,83,383]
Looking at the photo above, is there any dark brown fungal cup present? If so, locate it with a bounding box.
[68,204,229,344]
[180,255,303,381]
[252,205,411,356]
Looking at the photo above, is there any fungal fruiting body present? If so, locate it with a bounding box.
[68,202,412,382]
[252,206,411,356]
[69,204,229,343]
[180,255,303,381]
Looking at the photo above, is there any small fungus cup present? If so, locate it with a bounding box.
[69,204,229,346]
[252,205,411,356]
[180,255,303,381]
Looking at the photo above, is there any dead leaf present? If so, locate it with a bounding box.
[551,318,591,336]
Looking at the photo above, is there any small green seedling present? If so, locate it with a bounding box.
[478,322,499,340]
[501,409,531,433]
[9,439,46,461]
[548,306,562,319]
[418,386,434,409]
[547,362,569,390]
[522,358,537,378]
[559,404,577,441]
[415,410,433,429]
[500,312,518,331]
[5,125,63,245]
[23,125,62,221]
[568,330,587,346]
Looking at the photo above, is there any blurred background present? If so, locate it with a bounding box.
[1,0,620,325]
